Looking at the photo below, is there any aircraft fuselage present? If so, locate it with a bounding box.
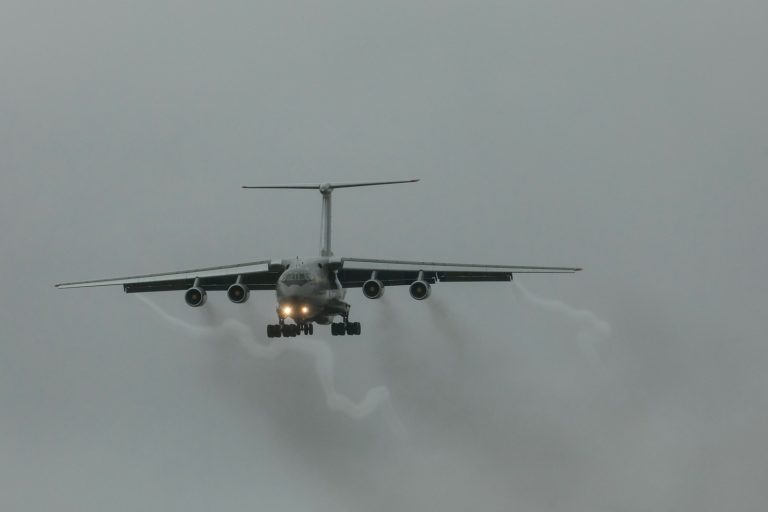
[275,257,348,325]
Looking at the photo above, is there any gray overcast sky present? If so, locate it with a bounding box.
[2,1,767,510]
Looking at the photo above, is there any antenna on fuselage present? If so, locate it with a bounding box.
[242,179,420,257]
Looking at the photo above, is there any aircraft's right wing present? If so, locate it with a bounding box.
[336,258,581,287]
[55,260,284,293]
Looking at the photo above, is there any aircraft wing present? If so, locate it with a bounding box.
[336,258,581,287]
[55,260,283,293]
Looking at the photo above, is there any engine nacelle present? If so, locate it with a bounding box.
[362,279,385,299]
[409,280,431,300]
[227,282,250,303]
[184,287,207,307]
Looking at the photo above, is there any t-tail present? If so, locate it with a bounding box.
[242,179,420,256]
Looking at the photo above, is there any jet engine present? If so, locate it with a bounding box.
[362,279,385,299]
[409,280,431,300]
[184,286,207,307]
[227,282,250,303]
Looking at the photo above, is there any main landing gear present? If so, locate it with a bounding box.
[266,318,361,338]
[267,322,314,338]
[331,319,361,336]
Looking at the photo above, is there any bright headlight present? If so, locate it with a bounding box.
[281,305,293,316]
[301,306,310,314]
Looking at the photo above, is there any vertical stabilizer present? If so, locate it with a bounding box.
[320,189,333,256]
[242,179,419,256]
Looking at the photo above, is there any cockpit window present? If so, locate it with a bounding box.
[282,271,311,285]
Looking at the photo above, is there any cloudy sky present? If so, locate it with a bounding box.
[1,1,767,510]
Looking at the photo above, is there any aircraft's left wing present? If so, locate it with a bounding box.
[55,260,283,293]
[337,258,581,287]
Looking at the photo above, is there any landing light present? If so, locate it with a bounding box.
[282,305,293,316]
[301,306,310,314]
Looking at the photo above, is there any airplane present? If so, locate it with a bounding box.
[55,179,581,338]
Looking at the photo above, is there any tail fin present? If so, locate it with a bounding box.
[242,179,419,256]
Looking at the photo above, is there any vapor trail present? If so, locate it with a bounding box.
[511,282,612,361]
[135,295,405,436]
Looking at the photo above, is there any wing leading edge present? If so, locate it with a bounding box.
[54,260,282,293]
[337,257,580,288]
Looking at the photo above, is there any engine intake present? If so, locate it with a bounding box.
[184,286,207,307]
[362,279,384,299]
[409,280,431,300]
[227,282,249,303]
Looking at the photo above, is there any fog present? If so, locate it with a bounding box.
[2,1,767,510]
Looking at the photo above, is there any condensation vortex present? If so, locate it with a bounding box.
[135,295,406,437]
[512,282,612,362]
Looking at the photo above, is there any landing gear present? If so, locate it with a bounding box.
[331,319,361,336]
[267,322,315,338]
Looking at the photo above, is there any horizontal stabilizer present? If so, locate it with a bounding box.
[242,179,419,191]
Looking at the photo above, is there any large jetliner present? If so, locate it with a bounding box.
[56,180,580,338]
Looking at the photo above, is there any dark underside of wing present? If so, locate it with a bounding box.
[337,268,513,288]
[123,271,282,293]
